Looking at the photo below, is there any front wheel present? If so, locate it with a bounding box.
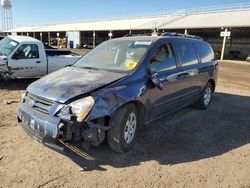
[196,82,214,110]
[107,104,138,153]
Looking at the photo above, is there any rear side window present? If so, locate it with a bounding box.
[195,42,214,63]
[176,42,199,66]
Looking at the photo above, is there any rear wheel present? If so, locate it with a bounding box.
[107,104,138,153]
[196,82,213,110]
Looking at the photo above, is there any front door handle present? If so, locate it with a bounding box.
[36,61,41,64]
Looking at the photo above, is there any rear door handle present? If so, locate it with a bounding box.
[36,61,41,64]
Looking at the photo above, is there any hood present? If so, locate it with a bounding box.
[27,67,126,103]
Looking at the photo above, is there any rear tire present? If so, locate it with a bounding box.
[107,104,138,153]
[196,82,213,110]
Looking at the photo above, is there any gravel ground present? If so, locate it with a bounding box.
[0,61,250,188]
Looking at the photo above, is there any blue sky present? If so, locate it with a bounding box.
[9,0,250,27]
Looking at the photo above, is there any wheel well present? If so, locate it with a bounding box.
[131,100,146,128]
[208,79,215,91]
[111,101,146,128]
[97,101,146,129]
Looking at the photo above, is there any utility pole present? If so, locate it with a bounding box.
[48,32,51,46]
[40,32,43,42]
[93,31,96,48]
[108,31,113,40]
[184,29,188,35]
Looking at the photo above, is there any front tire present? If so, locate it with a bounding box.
[196,82,213,110]
[107,104,138,153]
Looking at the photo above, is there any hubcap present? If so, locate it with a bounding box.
[204,87,212,106]
[124,112,137,144]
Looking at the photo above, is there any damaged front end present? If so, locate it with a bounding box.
[0,56,12,80]
[58,118,107,149]
[17,93,110,151]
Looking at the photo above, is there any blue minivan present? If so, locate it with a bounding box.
[17,33,218,153]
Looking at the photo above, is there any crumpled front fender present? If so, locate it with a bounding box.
[86,81,148,124]
[87,93,128,121]
[0,58,12,79]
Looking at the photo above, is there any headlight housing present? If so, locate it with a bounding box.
[58,96,95,122]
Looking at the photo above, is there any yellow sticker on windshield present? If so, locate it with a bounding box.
[125,60,138,70]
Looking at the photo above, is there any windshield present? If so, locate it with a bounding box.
[74,39,152,72]
[0,37,19,56]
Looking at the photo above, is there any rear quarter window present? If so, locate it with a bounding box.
[195,42,214,63]
[176,41,199,66]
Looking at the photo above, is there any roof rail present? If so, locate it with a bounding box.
[122,32,203,40]
[123,34,151,37]
[161,32,203,40]
[123,32,165,37]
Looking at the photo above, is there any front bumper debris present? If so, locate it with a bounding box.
[17,103,63,151]
[17,101,110,151]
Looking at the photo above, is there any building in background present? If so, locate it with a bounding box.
[2,3,250,60]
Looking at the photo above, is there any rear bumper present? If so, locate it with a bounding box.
[17,103,63,151]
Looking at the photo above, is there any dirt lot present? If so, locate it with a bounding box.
[0,61,250,188]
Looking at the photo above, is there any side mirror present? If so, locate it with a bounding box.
[151,73,163,90]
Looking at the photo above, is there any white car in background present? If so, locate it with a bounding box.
[0,36,81,79]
